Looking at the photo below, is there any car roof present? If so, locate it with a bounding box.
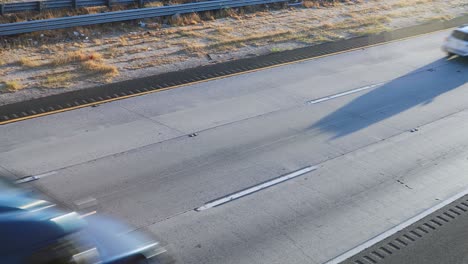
[0,177,86,253]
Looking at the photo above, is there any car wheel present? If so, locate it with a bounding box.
[145,258,162,264]
[136,255,164,264]
[114,255,152,264]
[447,52,455,57]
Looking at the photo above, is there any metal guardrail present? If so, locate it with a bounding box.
[0,0,155,14]
[0,0,289,36]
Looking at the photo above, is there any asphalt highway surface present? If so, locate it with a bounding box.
[1,29,467,264]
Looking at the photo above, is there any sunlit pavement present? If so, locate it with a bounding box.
[1,29,467,263]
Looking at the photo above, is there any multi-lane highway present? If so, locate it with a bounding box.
[1,29,467,264]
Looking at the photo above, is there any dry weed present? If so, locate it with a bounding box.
[44,73,73,87]
[18,57,41,68]
[145,1,163,7]
[2,80,23,92]
[52,50,103,65]
[81,60,119,76]
[119,37,129,46]
[183,13,202,25]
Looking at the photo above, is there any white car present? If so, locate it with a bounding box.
[442,25,468,57]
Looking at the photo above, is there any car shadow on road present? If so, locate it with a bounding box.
[309,57,468,139]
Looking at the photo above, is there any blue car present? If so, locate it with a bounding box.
[0,178,169,264]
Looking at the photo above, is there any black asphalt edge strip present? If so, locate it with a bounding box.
[0,15,467,124]
[340,194,468,264]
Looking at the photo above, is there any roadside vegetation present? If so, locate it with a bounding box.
[0,80,23,92]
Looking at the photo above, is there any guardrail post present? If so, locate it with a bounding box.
[107,0,111,7]
[137,0,143,8]
[0,4,4,15]
[37,1,44,12]
[73,0,78,9]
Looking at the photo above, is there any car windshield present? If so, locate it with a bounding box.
[452,29,468,41]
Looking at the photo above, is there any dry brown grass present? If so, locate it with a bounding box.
[295,29,335,43]
[169,12,203,26]
[392,0,410,8]
[174,7,392,51]
[177,30,206,38]
[123,55,183,70]
[52,50,103,65]
[423,14,454,22]
[415,0,436,4]
[174,10,393,54]
[0,0,291,50]
[145,1,163,7]
[167,0,192,5]
[321,14,392,31]
[179,40,206,53]
[93,39,103,45]
[81,60,119,76]
[201,11,216,21]
[303,0,318,8]
[18,57,41,68]
[119,37,129,47]
[350,24,391,36]
[392,0,435,8]
[2,80,23,92]
[218,7,242,19]
[169,14,184,26]
[105,47,124,59]
[270,47,285,53]
[303,0,341,8]
[206,29,294,52]
[126,46,150,54]
[183,13,202,25]
[44,73,73,88]
[357,15,392,26]
[387,9,412,18]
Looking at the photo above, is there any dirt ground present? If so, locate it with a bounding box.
[0,0,467,105]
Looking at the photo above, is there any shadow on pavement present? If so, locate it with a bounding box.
[309,57,468,139]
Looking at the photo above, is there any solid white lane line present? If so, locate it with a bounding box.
[306,82,385,105]
[323,186,468,264]
[195,166,317,211]
[30,204,56,212]
[15,171,57,184]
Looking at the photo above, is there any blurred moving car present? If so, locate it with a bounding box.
[443,25,468,57]
[0,177,168,264]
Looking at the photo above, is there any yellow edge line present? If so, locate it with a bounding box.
[0,27,452,126]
